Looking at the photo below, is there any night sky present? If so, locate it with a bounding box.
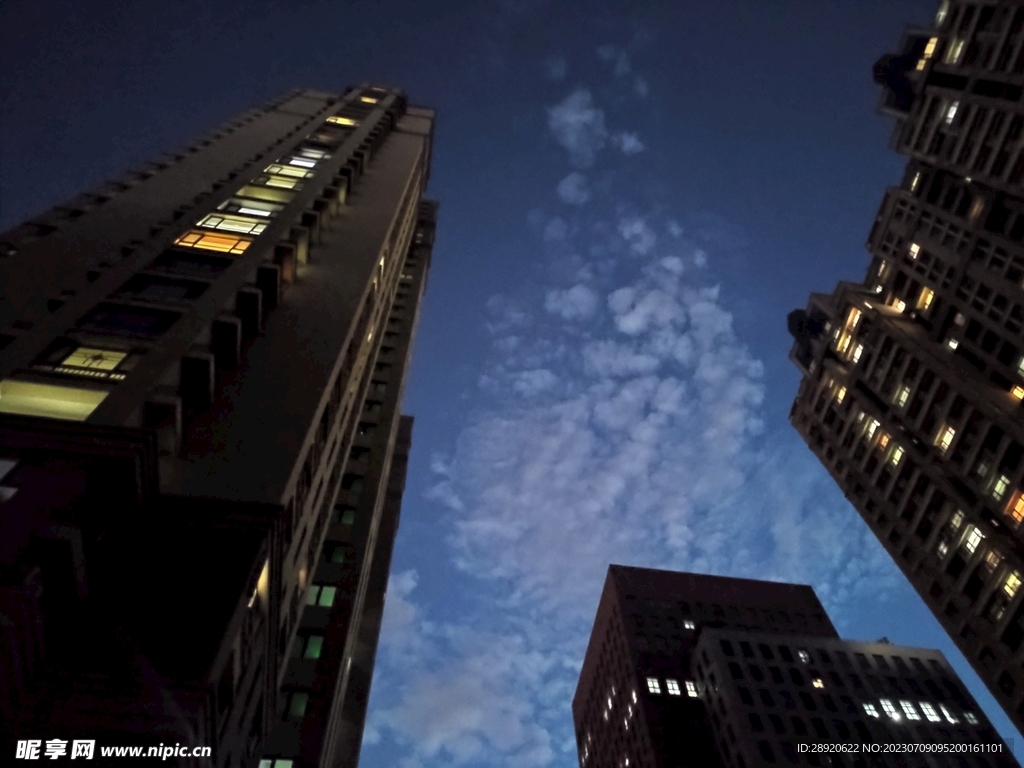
[3,0,1017,763]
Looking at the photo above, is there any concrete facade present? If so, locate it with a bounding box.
[790,0,1024,732]
[0,84,436,768]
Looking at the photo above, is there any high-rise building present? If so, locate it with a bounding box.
[574,565,1018,768]
[788,0,1024,734]
[0,84,436,768]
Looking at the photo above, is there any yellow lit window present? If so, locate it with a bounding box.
[851,343,864,363]
[1012,386,1024,400]
[359,96,378,104]
[890,445,904,466]
[61,347,127,371]
[837,333,852,355]
[845,306,862,330]
[1003,571,1022,599]
[326,115,358,126]
[916,58,927,71]
[924,37,938,59]
[196,213,268,236]
[235,185,295,204]
[812,678,824,689]
[894,299,907,313]
[917,287,935,310]
[964,526,983,554]
[174,230,252,255]
[0,379,108,421]
[936,425,956,453]
[947,338,960,350]
[909,243,920,259]
[1007,493,1024,527]
[264,164,313,179]
[836,386,847,404]
[910,173,921,192]
[950,510,965,530]
[866,419,880,439]
[993,475,1012,501]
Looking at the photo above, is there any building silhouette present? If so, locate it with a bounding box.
[0,84,435,768]
[574,565,1018,768]
[790,0,1024,734]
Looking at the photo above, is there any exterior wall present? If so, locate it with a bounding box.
[695,629,1015,768]
[791,0,1024,732]
[0,84,435,768]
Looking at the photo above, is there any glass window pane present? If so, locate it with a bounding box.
[287,692,308,720]
[306,586,319,606]
[0,380,108,421]
[304,635,324,659]
[319,586,337,607]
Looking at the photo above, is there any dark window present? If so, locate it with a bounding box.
[739,686,754,706]
[114,273,209,302]
[150,249,233,275]
[740,641,754,658]
[728,662,744,680]
[759,689,775,707]
[759,643,775,661]
[790,715,807,735]
[790,668,805,686]
[721,639,735,656]
[779,645,794,663]
[748,713,764,732]
[76,303,180,337]
[769,666,784,684]
[800,691,817,711]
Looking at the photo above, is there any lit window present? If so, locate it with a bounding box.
[0,380,108,422]
[359,96,379,103]
[685,681,698,698]
[890,446,905,466]
[923,37,938,58]
[287,156,318,169]
[852,343,864,363]
[984,550,1003,572]
[196,213,268,236]
[683,619,695,630]
[936,425,956,453]
[951,511,965,530]
[218,197,283,218]
[947,337,959,350]
[865,419,879,439]
[1003,572,1022,599]
[894,385,911,407]
[811,678,824,689]
[298,147,329,160]
[937,540,950,558]
[61,347,127,370]
[909,243,921,259]
[173,230,252,255]
[263,164,313,179]
[797,650,810,663]
[1013,386,1024,400]
[646,677,661,694]
[666,679,681,696]
[259,174,303,190]
[936,0,949,25]
[878,433,890,448]
[836,386,847,404]
[993,475,1012,501]
[955,313,966,326]
[631,690,636,703]
[900,700,921,720]
[910,172,921,192]
[964,526,984,554]
[919,701,941,722]
[945,100,959,125]
[940,704,959,724]
[1006,493,1024,527]
[880,699,901,721]
[326,116,358,126]
[862,702,880,718]
[304,635,324,660]
[945,38,965,64]
[306,585,337,608]
[964,712,978,725]
[846,306,862,330]
[916,57,927,71]
[894,299,907,312]
[917,287,935,310]
[287,692,309,721]
[607,696,612,709]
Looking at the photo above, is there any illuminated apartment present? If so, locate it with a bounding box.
[0,84,436,768]
[790,0,1024,736]
[574,566,1017,768]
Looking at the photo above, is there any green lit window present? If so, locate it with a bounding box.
[304,635,324,659]
[340,508,356,525]
[307,585,337,607]
[286,692,308,721]
[235,185,295,204]
[0,380,108,421]
[327,116,358,126]
[326,544,347,564]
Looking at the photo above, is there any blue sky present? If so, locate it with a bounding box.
[2,0,1017,762]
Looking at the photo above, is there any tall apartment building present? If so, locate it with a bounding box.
[789,0,1024,735]
[0,84,436,768]
[574,565,1017,768]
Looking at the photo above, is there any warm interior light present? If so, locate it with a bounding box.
[0,379,108,421]
[1012,386,1024,400]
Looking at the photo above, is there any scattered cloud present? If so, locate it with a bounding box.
[543,56,566,80]
[545,284,598,320]
[556,172,591,205]
[612,132,645,155]
[547,89,607,168]
[633,75,649,98]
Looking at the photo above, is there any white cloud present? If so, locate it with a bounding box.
[612,132,645,155]
[617,215,657,255]
[634,75,649,98]
[543,56,566,80]
[547,90,607,168]
[545,284,597,320]
[555,172,590,205]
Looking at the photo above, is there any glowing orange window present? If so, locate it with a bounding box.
[1007,493,1024,527]
[173,230,252,255]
